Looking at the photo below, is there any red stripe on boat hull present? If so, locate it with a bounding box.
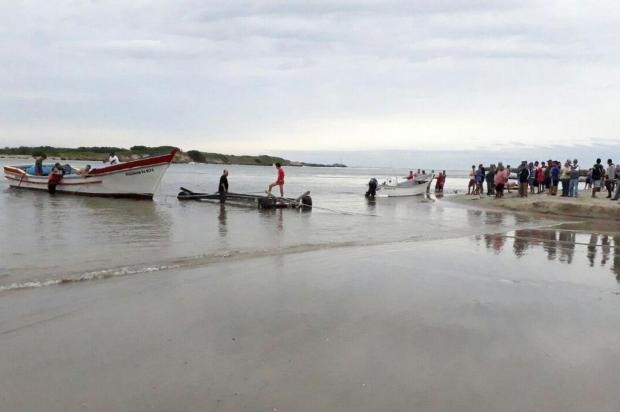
[3,148,177,200]
[5,175,103,185]
[7,185,153,199]
[88,149,178,176]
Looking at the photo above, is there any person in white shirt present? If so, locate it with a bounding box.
[605,159,616,198]
[108,152,120,165]
[612,164,620,200]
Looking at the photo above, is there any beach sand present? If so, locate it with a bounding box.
[2,239,620,412]
[448,191,620,222]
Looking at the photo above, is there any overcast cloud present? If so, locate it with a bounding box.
[1,0,619,155]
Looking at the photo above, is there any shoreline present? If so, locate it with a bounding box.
[2,238,620,411]
[446,190,620,221]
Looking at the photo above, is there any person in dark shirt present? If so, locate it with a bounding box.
[485,164,495,196]
[517,161,530,197]
[506,165,512,193]
[218,169,229,203]
[550,161,560,196]
[544,160,552,190]
[475,164,485,195]
[591,158,605,198]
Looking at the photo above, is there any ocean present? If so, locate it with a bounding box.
[3,158,620,411]
[1,159,618,292]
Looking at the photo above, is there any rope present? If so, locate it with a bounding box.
[17,173,26,188]
[302,203,377,217]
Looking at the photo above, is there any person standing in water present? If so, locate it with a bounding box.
[268,163,285,197]
[47,163,64,194]
[218,169,229,203]
[435,171,446,193]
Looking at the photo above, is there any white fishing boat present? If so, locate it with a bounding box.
[376,174,434,197]
[3,149,177,199]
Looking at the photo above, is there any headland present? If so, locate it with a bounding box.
[0,146,347,167]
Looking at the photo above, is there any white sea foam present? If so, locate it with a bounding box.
[0,264,181,292]
[0,241,388,293]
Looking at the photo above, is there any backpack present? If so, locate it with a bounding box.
[592,164,603,180]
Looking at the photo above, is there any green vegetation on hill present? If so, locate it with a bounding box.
[187,151,288,166]
[0,145,176,161]
[0,146,346,167]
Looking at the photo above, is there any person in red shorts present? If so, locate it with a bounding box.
[435,171,446,192]
[268,162,285,197]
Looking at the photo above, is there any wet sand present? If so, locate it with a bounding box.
[2,239,620,412]
[448,191,620,221]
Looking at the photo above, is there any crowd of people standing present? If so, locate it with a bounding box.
[467,158,620,201]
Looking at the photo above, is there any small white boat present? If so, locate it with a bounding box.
[376,175,434,197]
[3,149,177,199]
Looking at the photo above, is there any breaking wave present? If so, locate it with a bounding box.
[0,218,573,294]
[0,264,180,293]
[0,239,417,293]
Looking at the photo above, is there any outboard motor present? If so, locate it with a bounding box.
[258,196,277,209]
[177,189,192,200]
[365,178,378,199]
[300,194,312,211]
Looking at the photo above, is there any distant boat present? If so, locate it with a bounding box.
[3,149,178,199]
[376,174,434,197]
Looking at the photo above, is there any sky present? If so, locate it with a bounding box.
[1,1,619,164]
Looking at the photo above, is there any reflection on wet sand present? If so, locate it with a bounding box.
[257,208,285,233]
[480,228,620,280]
[218,204,227,237]
[558,230,576,264]
[587,234,597,267]
[366,197,376,212]
[277,209,284,232]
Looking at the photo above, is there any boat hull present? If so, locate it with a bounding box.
[376,176,433,197]
[4,150,176,199]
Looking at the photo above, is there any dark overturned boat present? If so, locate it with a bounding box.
[177,187,312,211]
